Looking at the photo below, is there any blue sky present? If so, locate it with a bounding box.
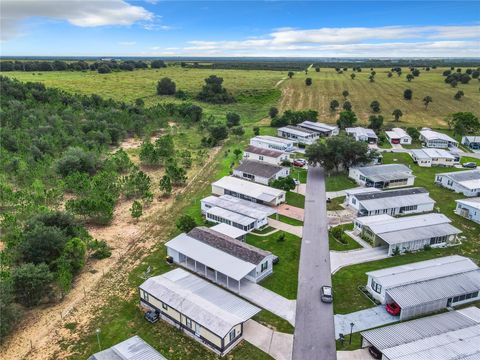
[1,1,479,57]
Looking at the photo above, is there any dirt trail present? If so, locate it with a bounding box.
[0,138,222,360]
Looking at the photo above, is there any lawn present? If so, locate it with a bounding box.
[329,223,362,252]
[247,232,301,300]
[285,191,305,208]
[270,213,303,226]
[253,310,294,334]
[290,167,308,183]
[326,196,345,211]
[332,152,480,315]
[251,226,276,235]
[325,172,357,192]
[279,67,480,128]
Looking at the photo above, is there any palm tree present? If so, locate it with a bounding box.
[392,109,403,122]
[423,96,433,109]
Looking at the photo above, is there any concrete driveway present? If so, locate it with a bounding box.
[337,349,372,360]
[268,218,303,237]
[330,247,389,274]
[243,320,293,360]
[277,204,304,221]
[334,305,399,339]
[293,183,306,195]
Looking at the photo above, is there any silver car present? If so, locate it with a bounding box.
[321,285,333,303]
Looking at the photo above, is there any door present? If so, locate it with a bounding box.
[194,323,201,337]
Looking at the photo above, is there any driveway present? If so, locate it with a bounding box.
[268,218,303,237]
[391,143,403,150]
[326,186,361,199]
[334,306,399,339]
[243,320,293,360]
[277,204,304,221]
[327,209,356,225]
[330,247,389,274]
[337,349,372,360]
[239,281,296,325]
[292,183,306,196]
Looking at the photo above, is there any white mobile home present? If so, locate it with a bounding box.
[355,213,461,255]
[277,125,319,145]
[462,136,480,150]
[88,336,167,360]
[420,129,458,148]
[348,164,415,189]
[298,121,339,137]
[346,127,378,144]
[435,170,480,197]
[249,135,295,152]
[139,268,260,356]
[455,197,480,224]
[361,307,480,359]
[243,145,289,166]
[410,148,458,167]
[233,160,289,185]
[201,194,276,230]
[210,223,247,241]
[365,256,480,320]
[212,176,286,206]
[385,128,412,145]
[346,187,435,216]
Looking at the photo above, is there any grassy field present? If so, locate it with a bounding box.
[332,152,480,315]
[329,223,361,251]
[285,191,305,208]
[326,196,345,211]
[279,67,480,127]
[325,172,357,192]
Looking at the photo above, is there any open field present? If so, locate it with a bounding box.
[279,67,480,127]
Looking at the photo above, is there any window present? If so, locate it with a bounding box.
[261,262,268,272]
[142,290,149,302]
[229,329,236,342]
[162,302,168,311]
[185,318,192,329]
[352,198,356,205]
[259,155,264,161]
[371,278,382,293]
[430,235,447,245]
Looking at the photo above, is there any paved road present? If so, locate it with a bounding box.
[293,166,336,360]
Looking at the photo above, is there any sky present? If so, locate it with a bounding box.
[1,0,479,58]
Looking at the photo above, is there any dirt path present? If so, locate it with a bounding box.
[0,138,222,360]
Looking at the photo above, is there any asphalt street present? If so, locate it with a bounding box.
[292,166,337,360]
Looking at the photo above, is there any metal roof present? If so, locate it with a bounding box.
[361,308,480,360]
[212,176,285,202]
[367,212,451,234]
[366,255,478,288]
[456,197,480,211]
[387,270,480,308]
[437,170,480,190]
[165,233,255,280]
[188,227,271,265]
[411,148,455,160]
[235,160,285,179]
[278,125,317,136]
[355,164,414,182]
[420,129,458,143]
[299,121,338,133]
[385,128,411,139]
[244,145,284,158]
[88,336,167,360]
[206,206,255,226]
[353,187,435,211]
[380,223,461,245]
[210,223,247,239]
[140,269,260,337]
[346,187,382,196]
[463,136,480,143]
[251,135,296,146]
[346,127,378,139]
[355,214,394,226]
[202,195,276,219]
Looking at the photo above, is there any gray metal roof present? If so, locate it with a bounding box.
[361,308,480,360]
[387,270,480,308]
[346,127,378,139]
[355,164,414,182]
[188,227,271,265]
[140,269,260,337]
[235,160,285,179]
[251,135,295,145]
[411,148,455,160]
[206,206,255,226]
[437,170,480,191]
[212,176,285,202]
[379,222,461,245]
[463,136,480,143]
[299,121,338,133]
[202,194,276,219]
[456,197,480,211]
[244,145,284,158]
[278,125,317,136]
[354,187,434,211]
[210,223,247,239]
[165,233,256,280]
[420,129,458,143]
[88,336,167,360]
[367,213,452,234]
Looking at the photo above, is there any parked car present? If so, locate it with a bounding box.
[320,285,333,303]
[293,159,307,167]
[386,302,401,316]
[368,346,382,359]
[144,310,160,323]
[294,179,300,186]
[272,256,280,265]
[463,162,477,169]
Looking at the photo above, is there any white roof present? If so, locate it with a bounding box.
[165,233,256,280]
[355,214,394,226]
[437,170,480,190]
[386,128,411,139]
[346,187,382,196]
[212,176,285,202]
[355,164,414,182]
[140,269,260,337]
[361,308,480,360]
[420,129,458,143]
[410,148,455,160]
[206,206,255,226]
[202,195,276,219]
[210,223,247,239]
[354,188,435,211]
[278,126,316,137]
[456,197,480,211]
[346,127,378,139]
[299,121,337,133]
[463,136,480,143]
[89,336,167,360]
[367,212,451,234]
[251,135,295,146]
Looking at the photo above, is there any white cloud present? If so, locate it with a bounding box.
[1,0,153,41]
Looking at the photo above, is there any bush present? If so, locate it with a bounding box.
[157,77,176,95]
[88,240,112,259]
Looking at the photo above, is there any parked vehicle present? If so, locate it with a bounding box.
[320,285,333,303]
[294,179,300,186]
[463,162,477,169]
[293,159,307,167]
[144,310,160,323]
[272,256,280,265]
[368,346,382,359]
[386,302,401,316]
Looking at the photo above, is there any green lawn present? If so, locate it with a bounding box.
[329,223,362,252]
[325,172,357,192]
[247,232,301,299]
[251,226,276,235]
[290,167,307,183]
[326,196,345,211]
[285,191,305,208]
[333,152,480,315]
[270,213,303,226]
[253,310,294,334]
